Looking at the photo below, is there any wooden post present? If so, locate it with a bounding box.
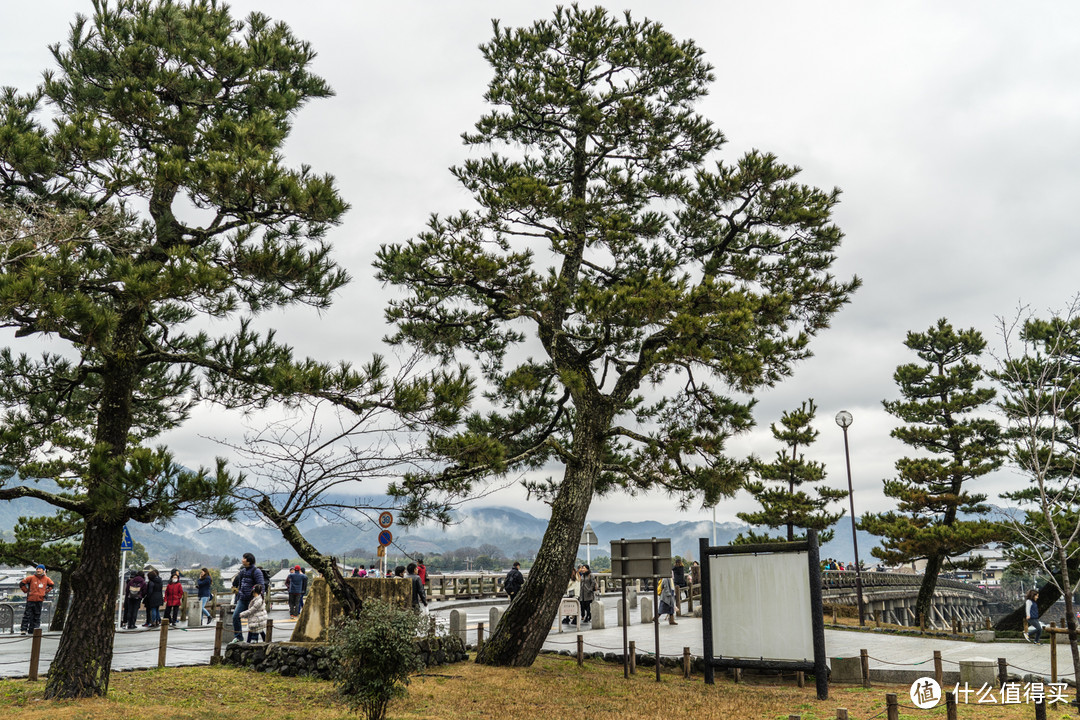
[477,621,484,650]
[687,582,694,613]
[860,648,870,687]
[734,667,742,683]
[831,606,837,624]
[996,657,1007,687]
[158,618,169,669]
[1050,623,1057,683]
[577,634,584,666]
[265,618,273,643]
[919,614,926,633]
[933,650,942,685]
[945,691,957,720]
[836,710,848,720]
[885,693,898,720]
[683,646,691,679]
[797,670,805,687]
[1034,696,1047,720]
[985,617,991,630]
[873,610,880,628]
[28,628,42,681]
[212,620,223,662]
[628,640,637,674]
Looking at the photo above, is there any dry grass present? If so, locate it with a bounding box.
[0,655,1065,720]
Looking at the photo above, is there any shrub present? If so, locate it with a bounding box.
[328,599,428,720]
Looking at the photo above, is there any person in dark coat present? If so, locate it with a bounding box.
[286,565,307,619]
[123,571,146,629]
[504,562,524,604]
[407,562,427,611]
[578,564,596,623]
[196,568,214,625]
[142,570,164,627]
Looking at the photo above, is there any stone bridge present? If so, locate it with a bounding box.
[822,570,991,629]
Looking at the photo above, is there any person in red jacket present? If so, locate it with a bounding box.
[19,565,54,634]
[163,573,185,626]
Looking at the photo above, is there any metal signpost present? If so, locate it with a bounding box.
[610,537,672,682]
[580,523,598,565]
[117,525,133,627]
[378,528,393,576]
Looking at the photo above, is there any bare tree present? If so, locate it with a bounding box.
[993,299,1080,702]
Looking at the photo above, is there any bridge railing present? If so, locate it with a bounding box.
[822,570,989,596]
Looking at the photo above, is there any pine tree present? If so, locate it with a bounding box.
[736,400,845,544]
[0,0,356,697]
[376,6,859,666]
[859,319,1005,625]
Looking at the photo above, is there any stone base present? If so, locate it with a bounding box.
[830,656,864,684]
[973,630,995,643]
[959,657,997,688]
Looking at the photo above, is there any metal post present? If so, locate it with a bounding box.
[840,421,866,626]
[621,583,629,679]
[653,583,661,682]
[117,548,127,627]
[629,640,636,674]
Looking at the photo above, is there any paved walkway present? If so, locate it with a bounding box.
[0,599,1063,682]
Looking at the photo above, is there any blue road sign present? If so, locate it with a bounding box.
[378,530,393,546]
[120,525,133,552]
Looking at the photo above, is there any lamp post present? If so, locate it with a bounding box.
[835,410,866,626]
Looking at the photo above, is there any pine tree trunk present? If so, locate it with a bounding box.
[1054,546,1080,708]
[914,552,943,627]
[476,456,596,666]
[48,568,72,633]
[994,565,1073,631]
[43,518,122,698]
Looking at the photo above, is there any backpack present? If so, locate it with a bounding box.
[256,567,272,592]
[127,582,141,598]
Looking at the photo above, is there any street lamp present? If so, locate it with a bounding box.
[835,410,866,626]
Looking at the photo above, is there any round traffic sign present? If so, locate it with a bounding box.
[378,529,393,546]
[378,511,394,528]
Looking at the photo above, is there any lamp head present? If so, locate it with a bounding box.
[835,410,853,429]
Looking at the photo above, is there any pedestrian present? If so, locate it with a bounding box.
[416,556,427,585]
[239,584,267,643]
[286,564,306,619]
[579,564,595,623]
[690,560,701,587]
[164,572,184,625]
[658,575,678,625]
[672,558,687,607]
[1026,589,1043,644]
[562,568,580,624]
[351,567,360,577]
[394,565,406,578]
[368,564,380,578]
[19,565,54,634]
[143,569,163,627]
[230,552,271,643]
[196,568,213,625]
[407,563,427,611]
[123,570,146,629]
[504,561,524,603]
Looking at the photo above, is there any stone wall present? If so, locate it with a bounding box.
[223,635,467,680]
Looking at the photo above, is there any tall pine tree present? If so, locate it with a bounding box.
[736,399,845,544]
[376,6,859,666]
[859,319,1005,625]
[0,0,363,697]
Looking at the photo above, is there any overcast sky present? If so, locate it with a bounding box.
[3,2,1079,533]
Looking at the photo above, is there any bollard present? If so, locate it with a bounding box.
[28,628,42,681]
[683,647,691,679]
[836,710,848,720]
[449,609,467,644]
[933,650,942,685]
[640,599,653,624]
[797,670,805,687]
[1050,623,1057,683]
[489,606,503,631]
[860,648,870,687]
[945,691,957,720]
[996,658,1007,688]
[577,634,584,666]
[1034,696,1047,720]
[885,693,898,720]
[590,599,605,629]
[831,607,837,624]
[266,618,273,644]
[158,618,169,669]
[629,640,637,674]
[477,621,484,650]
[212,620,223,663]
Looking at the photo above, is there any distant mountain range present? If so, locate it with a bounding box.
[0,481,886,566]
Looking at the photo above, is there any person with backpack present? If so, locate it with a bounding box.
[504,561,524,604]
[164,572,184,625]
[407,562,427,611]
[230,553,270,644]
[123,570,146,629]
[19,565,54,634]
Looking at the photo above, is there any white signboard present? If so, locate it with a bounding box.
[709,549,814,662]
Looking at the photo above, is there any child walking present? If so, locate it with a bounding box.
[239,584,267,642]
